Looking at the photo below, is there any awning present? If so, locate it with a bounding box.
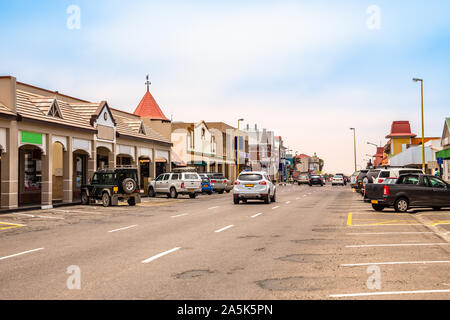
[170,149,186,166]
[436,148,450,159]
[193,161,207,166]
[155,158,167,163]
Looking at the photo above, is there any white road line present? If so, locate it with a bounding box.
[141,247,181,264]
[272,206,280,210]
[36,215,64,220]
[295,197,300,200]
[13,213,35,218]
[330,289,450,298]
[346,243,450,248]
[251,213,263,218]
[171,213,189,218]
[108,225,137,233]
[285,201,291,204]
[347,232,434,235]
[208,206,219,210]
[215,225,234,233]
[0,248,44,261]
[341,260,450,267]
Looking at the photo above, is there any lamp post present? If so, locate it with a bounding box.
[236,118,244,179]
[413,78,425,172]
[350,128,357,172]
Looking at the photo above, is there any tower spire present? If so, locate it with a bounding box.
[145,74,151,92]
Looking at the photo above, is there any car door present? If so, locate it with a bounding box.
[427,176,450,206]
[154,174,164,193]
[90,173,101,198]
[160,174,171,193]
[401,174,426,206]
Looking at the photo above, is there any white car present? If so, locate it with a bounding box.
[147,172,202,199]
[332,175,345,186]
[373,168,424,184]
[233,171,276,204]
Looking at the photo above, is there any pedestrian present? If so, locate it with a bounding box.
[434,169,440,177]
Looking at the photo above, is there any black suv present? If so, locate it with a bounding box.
[81,168,141,207]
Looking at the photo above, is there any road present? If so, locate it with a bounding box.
[0,184,449,299]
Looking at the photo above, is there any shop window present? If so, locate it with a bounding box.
[24,151,42,191]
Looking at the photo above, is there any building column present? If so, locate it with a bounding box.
[168,149,172,172]
[87,140,97,181]
[1,123,18,209]
[151,148,156,179]
[108,144,116,169]
[62,137,73,204]
[41,133,53,209]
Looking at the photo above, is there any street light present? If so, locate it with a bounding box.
[413,78,425,172]
[350,128,356,172]
[236,118,244,179]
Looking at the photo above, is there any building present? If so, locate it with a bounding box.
[0,76,171,209]
[382,121,417,165]
[436,118,450,181]
[294,154,310,173]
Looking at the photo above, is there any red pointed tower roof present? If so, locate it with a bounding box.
[133,76,169,121]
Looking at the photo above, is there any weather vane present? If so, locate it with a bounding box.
[145,74,151,91]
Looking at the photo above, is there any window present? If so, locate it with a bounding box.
[91,173,100,184]
[238,173,263,181]
[103,173,115,185]
[48,100,62,118]
[184,173,199,180]
[171,173,179,180]
[155,174,164,181]
[163,174,170,181]
[138,122,146,135]
[401,175,420,185]
[201,128,206,139]
[379,171,390,178]
[428,176,447,188]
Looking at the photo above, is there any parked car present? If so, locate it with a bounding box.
[355,169,369,194]
[225,178,233,193]
[350,171,360,188]
[309,175,324,186]
[81,167,141,207]
[147,172,202,199]
[364,173,450,212]
[297,173,310,185]
[372,168,424,184]
[206,172,227,194]
[233,171,276,204]
[332,175,345,186]
[199,174,213,195]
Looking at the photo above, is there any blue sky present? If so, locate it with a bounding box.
[1,0,449,174]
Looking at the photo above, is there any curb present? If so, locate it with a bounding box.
[411,213,450,243]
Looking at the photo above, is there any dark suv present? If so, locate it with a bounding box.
[81,168,141,207]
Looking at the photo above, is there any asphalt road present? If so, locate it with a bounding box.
[0,184,449,299]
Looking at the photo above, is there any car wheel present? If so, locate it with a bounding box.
[81,192,89,205]
[432,207,441,211]
[208,191,213,195]
[102,192,111,207]
[233,195,240,204]
[122,178,137,194]
[372,204,385,212]
[242,199,247,203]
[226,190,231,193]
[170,187,178,199]
[394,197,409,213]
[271,190,276,202]
[263,195,270,204]
[189,193,196,199]
[148,187,156,198]
[218,190,224,194]
[127,197,136,206]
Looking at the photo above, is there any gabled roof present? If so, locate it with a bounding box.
[295,153,310,159]
[385,121,417,138]
[133,88,169,121]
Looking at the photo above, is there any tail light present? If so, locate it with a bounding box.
[378,179,383,183]
[181,182,185,189]
[234,181,240,185]
[211,179,217,183]
[224,179,228,183]
[259,181,267,185]
[383,185,390,196]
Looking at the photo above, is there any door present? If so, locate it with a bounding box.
[161,173,171,193]
[427,176,450,206]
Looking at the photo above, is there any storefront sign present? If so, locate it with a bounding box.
[21,131,42,145]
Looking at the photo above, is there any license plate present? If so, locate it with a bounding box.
[217,180,223,183]
[203,184,208,187]
[245,184,254,187]
[188,188,195,191]
[371,200,378,204]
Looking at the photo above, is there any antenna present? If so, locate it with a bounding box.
[145,75,151,91]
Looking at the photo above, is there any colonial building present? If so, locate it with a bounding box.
[436,118,450,181]
[0,76,171,209]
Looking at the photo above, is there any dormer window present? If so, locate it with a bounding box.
[201,128,206,139]
[138,122,146,135]
[48,99,63,118]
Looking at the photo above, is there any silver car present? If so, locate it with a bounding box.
[148,172,202,199]
[233,171,276,204]
[207,173,227,194]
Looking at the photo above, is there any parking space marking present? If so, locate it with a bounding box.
[347,232,434,235]
[36,215,64,220]
[13,213,35,218]
[171,213,189,218]
[431,220,450,226]
[341,260,450,267]
[0,248,44,261]
[208,206,219,210]
[251,213,263,218]
[272,206,280,210]
[141,247,181,264]
[330,289,450,298]
[108,225,137,233]
[346,243,450,248]
[0,222,26,230]
[285,201,291,204]
[347,213,352,226]
[215,225,234,233]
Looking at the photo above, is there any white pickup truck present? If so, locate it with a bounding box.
[147,172,202,199]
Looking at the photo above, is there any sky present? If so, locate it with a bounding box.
[1,0,450,175]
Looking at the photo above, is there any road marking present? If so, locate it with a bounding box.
[0,248,44,261]
[431,221,450,226]
[13,213,35,218]
[347,232,434,235]
[346,243,450,248]
[347,213,352,226]
[330,289,450,298]
[341,260,450,267]
[141,247,181,264]
[36,215,64,220]
[108,225,137,233]
[296,197,300,200]
[272,206,280,210]
[208,206,219,210]
[251,213,263,218]
[215,225,234,233]
[171,213,189,218]
[0,222,26,230]
[285,201,291,204]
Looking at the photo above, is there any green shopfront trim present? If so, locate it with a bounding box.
[21,131,43,145]
[436,148,450,160]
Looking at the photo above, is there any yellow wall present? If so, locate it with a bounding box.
[392,138,411,155]
[52,143,63,200]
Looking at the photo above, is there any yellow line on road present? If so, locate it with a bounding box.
[347,213,352,226]
[0,222,25,230]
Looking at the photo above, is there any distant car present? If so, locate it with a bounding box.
[309,175,323,186]
[207,173,227,194]
[350,171,360,188]
[332,175,345,186]
[233,171,276,204]
[199,174,213,195]
[148,172,202,199]
[335,173,347,185]
[81,167,141,207]
[297,173,310,185]
[355,170,369,194]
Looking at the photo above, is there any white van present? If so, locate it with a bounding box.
[373,168,424,184]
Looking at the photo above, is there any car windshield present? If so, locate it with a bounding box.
[239,173,263,181]
[311,175,320,179]
[184,173,199,180]
[212,174,225,179]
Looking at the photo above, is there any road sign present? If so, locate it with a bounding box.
[437,157,443,165]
